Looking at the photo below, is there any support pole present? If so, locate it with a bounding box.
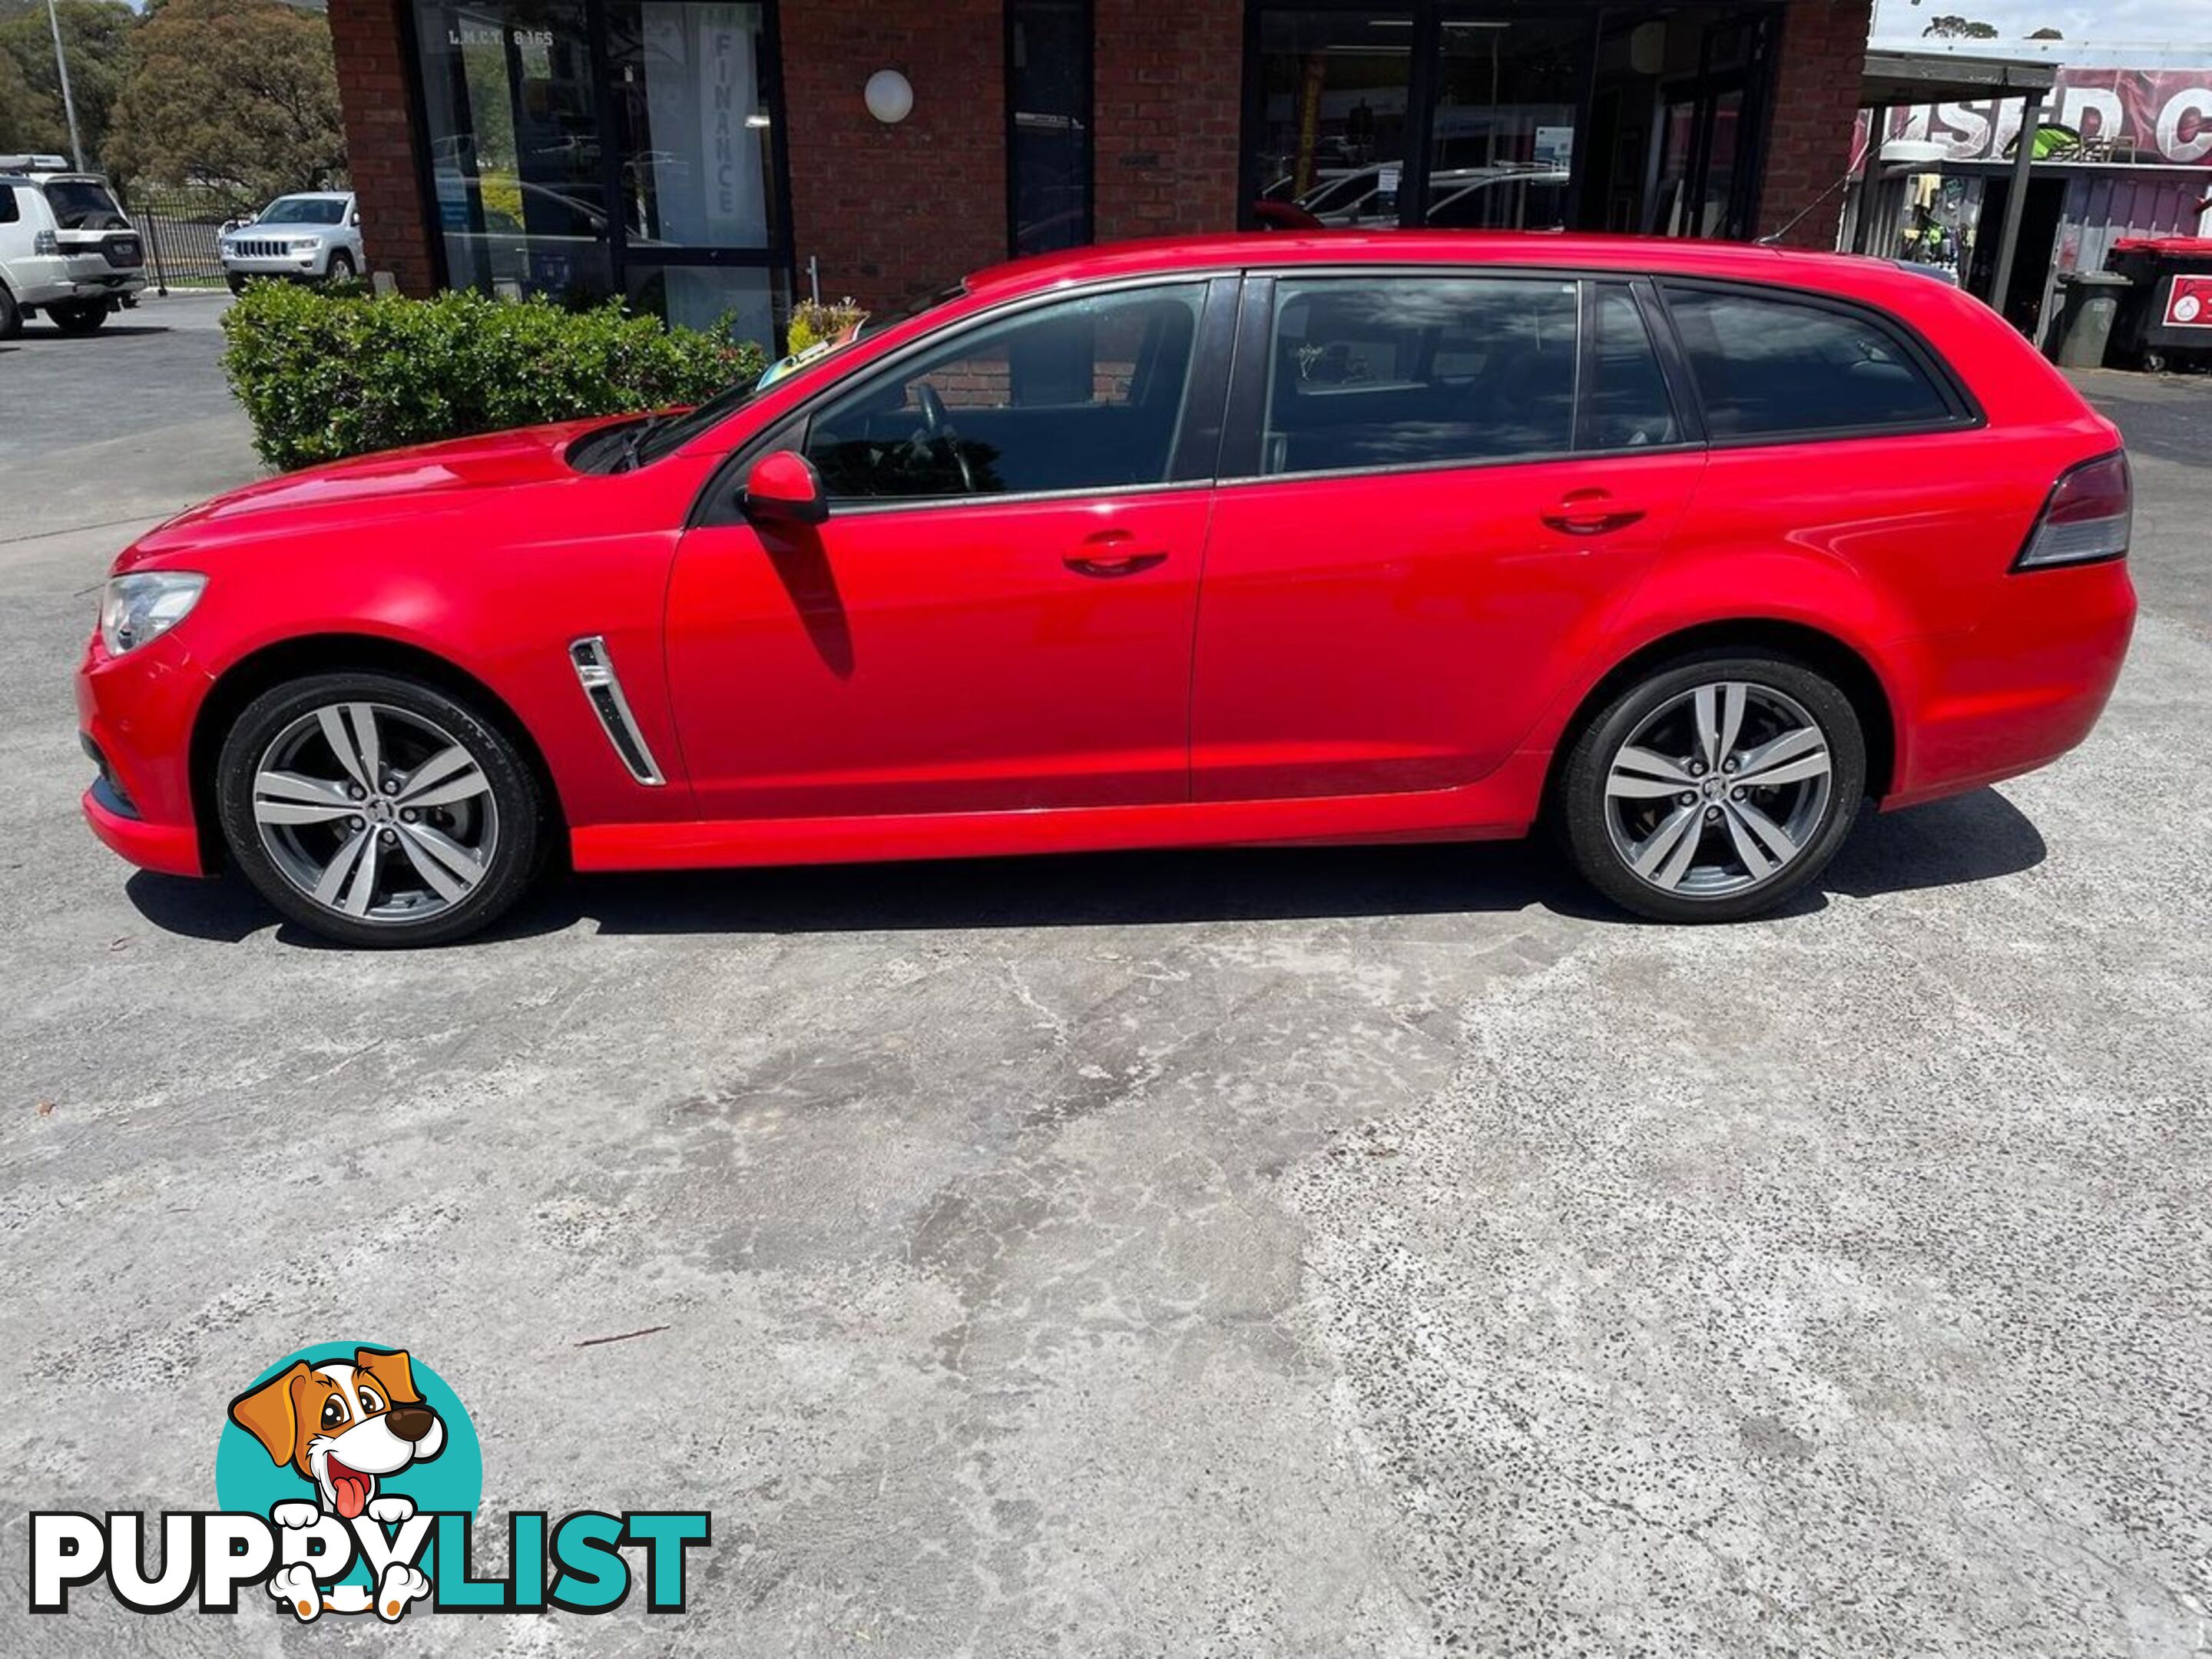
[45,0,85,173]
[1850,104,1887,254]
[1988,89,2044,328]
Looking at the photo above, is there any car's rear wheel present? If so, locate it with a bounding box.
[1557,651,1866,923]
[0,283,20,340]
[48,300,107,335]
[325,250,356,283]
[215,672,541,947]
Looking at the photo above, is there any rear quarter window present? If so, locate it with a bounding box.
[0,186,17,226]
[1661,283,1957,440]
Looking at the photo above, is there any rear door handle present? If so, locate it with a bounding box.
[1542,489,1646,535]
[1065,528,1167,578]
[1065,551,1168,578]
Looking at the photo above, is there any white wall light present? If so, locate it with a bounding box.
[865,69,913,125]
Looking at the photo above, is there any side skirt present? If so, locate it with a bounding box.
[568,753,1549,873]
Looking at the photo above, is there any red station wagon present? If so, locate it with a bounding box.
[77,233,2137,946]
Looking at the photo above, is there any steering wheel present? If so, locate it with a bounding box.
[909,382,977,493]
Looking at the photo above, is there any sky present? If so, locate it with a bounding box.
[1871,0,2204,45]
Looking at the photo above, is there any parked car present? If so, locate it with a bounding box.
[76,233,2136,945]
[220,191,363,292]
[0,154,146,336]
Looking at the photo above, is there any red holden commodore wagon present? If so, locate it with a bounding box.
[77,233,2136,946]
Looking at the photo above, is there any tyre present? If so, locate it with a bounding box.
[0,283,19,340]
[324,250,356,283]
[48,300,108,334]
[1556,651,1867,923]
[215,671,544,947]
[226,273,249,296]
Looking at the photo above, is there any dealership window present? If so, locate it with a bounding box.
[410,0,788,343]
[1245,5,1780,241]
[1007,0,1092,257]
[806,283,1207,500]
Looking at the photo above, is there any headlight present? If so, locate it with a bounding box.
[100,571,206,656]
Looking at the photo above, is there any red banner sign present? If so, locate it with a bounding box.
[1870,67,2212,168]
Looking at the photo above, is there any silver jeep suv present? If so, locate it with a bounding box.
[0,156,147,337]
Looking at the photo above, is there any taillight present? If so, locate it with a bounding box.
[2014,452,2131,571]
[32,229,57,256]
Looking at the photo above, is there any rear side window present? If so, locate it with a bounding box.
[0,186,17,226]
[1262,276,1579,475]
[1661,284,1952,439]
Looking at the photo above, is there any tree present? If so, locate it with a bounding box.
[1921,15,2001,37]
[2028,28,2065,39]
[104,0,345,210]
[0,0,135,164]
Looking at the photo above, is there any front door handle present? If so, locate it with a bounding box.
[1542,488,1646,535]
[1065,551,1168,578]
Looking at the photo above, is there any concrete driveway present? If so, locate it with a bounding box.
[2,313,2207,1656]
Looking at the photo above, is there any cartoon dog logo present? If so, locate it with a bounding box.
[227,1346,442,1621]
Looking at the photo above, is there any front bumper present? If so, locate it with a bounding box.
[221,250,329,278]
[75,631,213,877]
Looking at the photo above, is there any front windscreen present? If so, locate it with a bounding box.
[260,198,347,226]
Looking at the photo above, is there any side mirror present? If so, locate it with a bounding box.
[349,211,360,227]
[742,449,827,525]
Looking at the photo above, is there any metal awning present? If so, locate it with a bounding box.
[1860,48,2057,109]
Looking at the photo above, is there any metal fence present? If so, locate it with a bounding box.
[115,183,244,293]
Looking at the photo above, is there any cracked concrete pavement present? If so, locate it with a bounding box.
[1,306,2207,1655]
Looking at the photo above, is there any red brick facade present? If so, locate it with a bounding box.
[327,0,437,295]
[1757,0,1876,248]
[326,2,1873,312]
[780,0,1007,310]
[1091,0,1241,245]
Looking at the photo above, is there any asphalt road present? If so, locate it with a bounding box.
[1,320,2207,1656]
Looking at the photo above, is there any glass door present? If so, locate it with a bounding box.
[601,0,786,341]
[1248,11,1416,227]
[1421,11,1591,230]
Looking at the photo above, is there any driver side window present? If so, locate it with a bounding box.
[803,282,1207,502]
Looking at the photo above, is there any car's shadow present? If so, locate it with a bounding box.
[124,787,2048,949]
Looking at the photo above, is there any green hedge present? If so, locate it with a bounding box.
[220,283,769,471]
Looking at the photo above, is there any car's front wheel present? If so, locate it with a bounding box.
[215,672,542,946]
[325,250,356,283]
[1557,651,1866,923]
[48,300,108,334]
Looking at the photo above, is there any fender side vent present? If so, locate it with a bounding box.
[569,637,666,786]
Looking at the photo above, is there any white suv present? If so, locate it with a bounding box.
[0,156,147,337]
[220,192,363,292]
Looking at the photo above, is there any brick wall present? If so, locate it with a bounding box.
[1757,0,1875,248]
[780,1,1007,312]
[1091,0,1242,244]
[328,0,439,295]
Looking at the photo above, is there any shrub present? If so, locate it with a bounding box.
[787,294,866,355]
[220,283,770,471]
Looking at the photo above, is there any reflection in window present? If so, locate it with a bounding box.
[1008,0,1091,257]
[1251,12,1413,224]
[1262,276,1578,475]
[414,0,609,305]
[806,284,1206,499]
[1662,286,1951,438]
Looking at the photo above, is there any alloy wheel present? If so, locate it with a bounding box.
[250,701,500,924]
[1601,680,1833,898]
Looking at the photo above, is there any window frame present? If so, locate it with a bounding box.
[694,273,1244,525]
[1649,276,1983,449]
[1005,0,1094,259]
[1216,264,1708,485]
